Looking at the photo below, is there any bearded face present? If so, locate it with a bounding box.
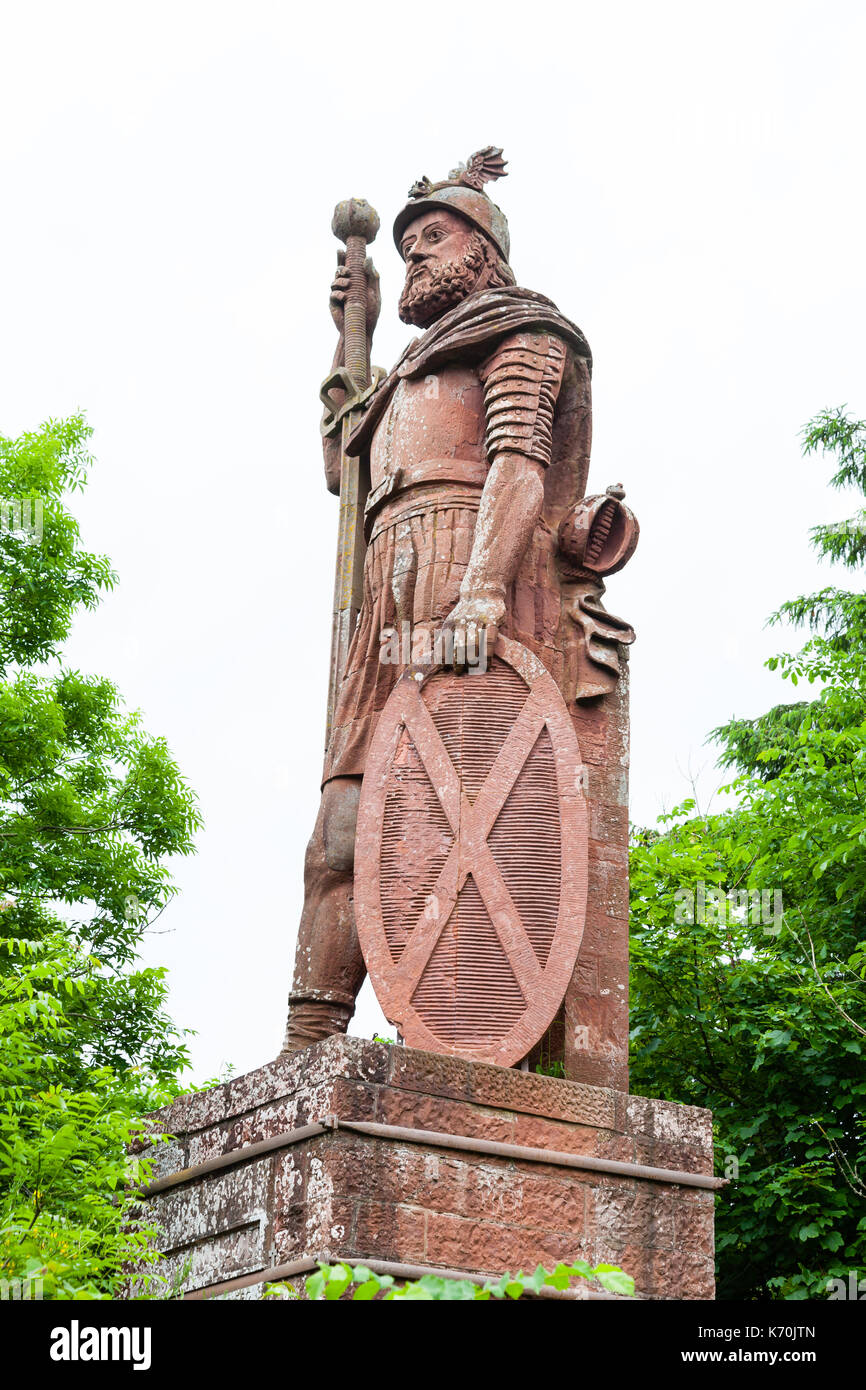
[398,211,490,327]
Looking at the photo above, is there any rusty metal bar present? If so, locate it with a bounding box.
[184,1252,626,1301]
[329,1116,726,1191]
[138,1121,328,1197]
[183,1257,319,1301]
[138,1112,723,1198]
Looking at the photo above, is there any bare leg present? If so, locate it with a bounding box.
[282,776,366,1053]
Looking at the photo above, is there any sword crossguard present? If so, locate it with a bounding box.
[320,365,385,438]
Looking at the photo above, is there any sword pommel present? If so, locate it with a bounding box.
[331,198,380,245]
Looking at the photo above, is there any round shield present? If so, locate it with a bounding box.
[354,636,588,1066]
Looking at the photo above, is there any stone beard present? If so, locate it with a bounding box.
[398,229,512,327]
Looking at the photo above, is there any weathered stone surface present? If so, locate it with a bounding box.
[387,1042,619,1128]
[350,1200,428,1264]
[387,1048,473,1104]
[626,1093,714,1157]
[134,1042,715,1301]
[159,1222,265,1295]
[467,1066,616,1128]
[145,1155,272,1295]
[423,1211,590,1274]
[590,801,629,843]
[144,1137,185,1182]
[673,1191,718,1260]
[589,1183,677,1252]
[375,1087,516,1143]
[509,1114,604,1154]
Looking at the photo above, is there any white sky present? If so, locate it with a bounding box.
[1,0,864,1082]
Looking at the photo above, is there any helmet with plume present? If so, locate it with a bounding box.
[393,146,510,263]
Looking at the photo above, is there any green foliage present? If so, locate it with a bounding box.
[0,416,116,671]
[801,408,866,570]
[0,416,199,1298]
[534,1057,566,1078]
[266,1257,634,1301]
[0,935,177,1298]
[630,408,866,1300]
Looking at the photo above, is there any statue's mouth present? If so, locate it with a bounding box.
[405,264,433,287]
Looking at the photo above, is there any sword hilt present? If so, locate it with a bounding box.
[332,198,380,390]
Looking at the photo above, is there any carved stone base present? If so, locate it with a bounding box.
[134,1037,716,1300]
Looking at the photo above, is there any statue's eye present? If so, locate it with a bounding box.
[426,227,444,242]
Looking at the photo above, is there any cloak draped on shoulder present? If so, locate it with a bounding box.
[346,286,592,457]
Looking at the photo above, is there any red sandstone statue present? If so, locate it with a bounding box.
[283,149,638,1068]
[136,154,715,1308]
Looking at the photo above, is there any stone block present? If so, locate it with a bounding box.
[131,1038,715,1301]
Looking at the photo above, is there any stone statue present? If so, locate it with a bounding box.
[283,148,638,1073]
[137,155,715,1307]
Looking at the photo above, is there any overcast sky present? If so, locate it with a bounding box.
[2,1,864,1082]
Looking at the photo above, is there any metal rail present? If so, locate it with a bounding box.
[183,1256,319,1300]
[183,1252,627,1301]
[138,1122,327,1197]
[335,1117,724,1189]
[139,1113,723,1197]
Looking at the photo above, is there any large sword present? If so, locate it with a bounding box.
[320,197,381,748]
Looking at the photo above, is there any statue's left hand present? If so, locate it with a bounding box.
[330,251,381,343]
[442,592,505,674]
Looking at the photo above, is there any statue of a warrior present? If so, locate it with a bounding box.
[283,148,637,1057]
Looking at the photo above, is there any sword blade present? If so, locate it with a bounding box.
[325,407,369,748]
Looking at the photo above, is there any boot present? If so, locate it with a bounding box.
[282,994,355,1054]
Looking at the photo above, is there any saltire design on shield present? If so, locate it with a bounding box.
[354,636,588,1067]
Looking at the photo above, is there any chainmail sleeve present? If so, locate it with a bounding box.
[479,330,567,467]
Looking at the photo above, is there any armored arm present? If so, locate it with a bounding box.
[445,330,567,653]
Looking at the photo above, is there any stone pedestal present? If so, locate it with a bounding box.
[136,1037,716,1300]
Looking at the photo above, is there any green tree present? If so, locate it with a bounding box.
[629,408,866,1300]
[0,415,200,1298]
